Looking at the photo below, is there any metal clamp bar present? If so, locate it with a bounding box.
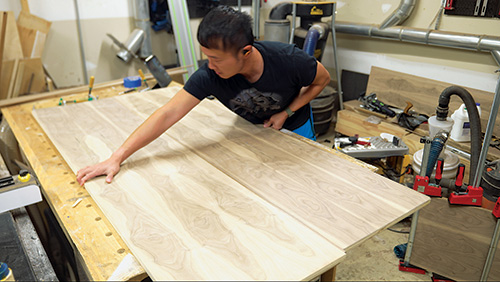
[481,219,500,281]
[477,69,500,281]
[330,2,344,110]
[481,0,489,16]
[474,0,483,16]
[403,211,420,265]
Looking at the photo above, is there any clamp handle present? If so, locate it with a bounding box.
[455,163,466,192]
[435,158,444,185]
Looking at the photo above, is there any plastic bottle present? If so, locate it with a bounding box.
[0,263,14,282]
[428,116,454,139]
[450,103,481,142]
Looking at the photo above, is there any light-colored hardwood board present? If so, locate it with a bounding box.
[2,103,139,281]
[1,11,23,61]
[117,87,430,251]
[366,66,498,137]
[33,94,345,280]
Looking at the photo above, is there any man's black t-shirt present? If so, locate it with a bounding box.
[183,41,317,130]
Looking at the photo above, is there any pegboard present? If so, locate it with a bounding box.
[444,0,500,18]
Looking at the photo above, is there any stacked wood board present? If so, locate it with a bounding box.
[32,85,429,280]
[0,9,49,100]
[366,66,498,138]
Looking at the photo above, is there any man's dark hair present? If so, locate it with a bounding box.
[197,5,254,55]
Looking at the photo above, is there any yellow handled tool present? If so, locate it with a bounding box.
[88,76,95,101]
[138,69,149,88]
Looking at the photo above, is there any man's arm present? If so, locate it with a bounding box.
[264,61,330,130]
[76,88,200,185]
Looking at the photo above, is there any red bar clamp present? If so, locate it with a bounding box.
[445,0,454,10]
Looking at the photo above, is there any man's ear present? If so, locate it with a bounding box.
[242,46,252,56]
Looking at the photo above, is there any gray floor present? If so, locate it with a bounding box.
[317,125,432,281]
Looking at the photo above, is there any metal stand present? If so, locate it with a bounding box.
[403,211,420,266]
[479,70,500,281]
[289,2,344,110]
[403,70,500,281]
[166,0,198,82]
[253,0,260,39]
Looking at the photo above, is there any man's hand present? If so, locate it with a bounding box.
[263,111,288,130]
[76,157,121,185]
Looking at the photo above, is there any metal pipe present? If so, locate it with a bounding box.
[331,2,343,110]
[380,0,416,29]
[253,0,260,39]
[134,0,152,58]
[403,211,420,265]
[336,22,500,54]
[473,71,500,188]
[481,219,500,281]
[289,3,296,44]
[73,0,89,84]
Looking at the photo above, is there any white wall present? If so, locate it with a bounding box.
[259,0,500,93]
[1,0,177,88]
[3,0,499,91]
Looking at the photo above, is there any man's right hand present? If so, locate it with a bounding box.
[76,157,121,185]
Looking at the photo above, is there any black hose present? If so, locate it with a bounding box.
[435,86,481,183]
[269,2,293,20]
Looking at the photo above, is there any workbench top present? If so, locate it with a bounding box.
[3,82,429,280]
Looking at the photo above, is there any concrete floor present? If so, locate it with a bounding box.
[334,221,432,281]
[317,124,432,281]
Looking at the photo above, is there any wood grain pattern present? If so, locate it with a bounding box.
[365,66,498,137]
[2,103,140,281]
[411,198,500,281]
[131,87,429,251]
[33,91,345,280]
[33,86,429,279]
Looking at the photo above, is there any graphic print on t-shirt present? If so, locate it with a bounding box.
[228,88,283,121]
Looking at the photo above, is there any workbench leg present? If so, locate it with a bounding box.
[320,266,336,281]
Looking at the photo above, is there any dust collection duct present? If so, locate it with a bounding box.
[116,0,153,62]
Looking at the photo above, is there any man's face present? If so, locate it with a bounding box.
[201,46,245,79]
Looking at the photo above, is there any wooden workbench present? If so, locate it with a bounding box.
[2,82,151,280]
[3,82,429,280]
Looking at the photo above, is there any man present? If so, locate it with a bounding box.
[76,5,330,185]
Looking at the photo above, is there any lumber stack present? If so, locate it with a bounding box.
[0,5,50,100]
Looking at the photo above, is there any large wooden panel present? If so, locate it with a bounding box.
[411,198,500,281]
[33,86,429,279]
[33,88,345,280]
[126,86,430,251]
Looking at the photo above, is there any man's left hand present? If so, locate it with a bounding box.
[263,111,288,130]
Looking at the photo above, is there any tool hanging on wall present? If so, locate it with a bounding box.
[444,0,500,18]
